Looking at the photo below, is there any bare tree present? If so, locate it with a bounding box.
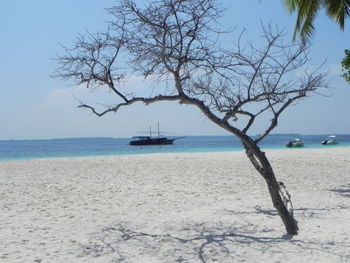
[54,0,329,235]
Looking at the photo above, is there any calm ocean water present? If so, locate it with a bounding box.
[0,134,349,162]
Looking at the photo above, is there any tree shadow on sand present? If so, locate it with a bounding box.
[82,222,287,262]
[81,210,350,263]
[328,184,350,198]
[225,205,350,218]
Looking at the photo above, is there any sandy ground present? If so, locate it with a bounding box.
[0,147,350,263]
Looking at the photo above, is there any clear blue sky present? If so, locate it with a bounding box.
[1,0,349,140]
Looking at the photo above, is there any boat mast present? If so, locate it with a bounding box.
[157,122,160,137]
[149,126,152,137]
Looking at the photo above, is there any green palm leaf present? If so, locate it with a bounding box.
[282,0,349,41]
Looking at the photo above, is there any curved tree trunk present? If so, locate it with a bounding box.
[242,139,299,235]
[186,103,299,235]
[190,107,300,235]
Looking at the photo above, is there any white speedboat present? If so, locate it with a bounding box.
[285,138,304,148]
[321,135,338,145]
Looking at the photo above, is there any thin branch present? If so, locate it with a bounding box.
[78,95,182,116]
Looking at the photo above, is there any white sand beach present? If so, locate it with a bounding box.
[1,147,350,263]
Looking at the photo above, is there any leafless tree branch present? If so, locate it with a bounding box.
[54,0,331,236]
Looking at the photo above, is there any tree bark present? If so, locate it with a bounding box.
[182,101,299,235]
[242,140,299,235]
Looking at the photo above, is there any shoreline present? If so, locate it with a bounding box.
[1,144,349,163]
[1,148,350,262]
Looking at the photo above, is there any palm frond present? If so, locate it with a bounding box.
[284,0,349,42]
[283,0,303,12]
[322,0,350,30]
[292,0,321,42]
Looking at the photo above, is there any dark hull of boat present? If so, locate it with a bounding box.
[129,138,175,146]
[321,140,338,145]
[285,141,304,148]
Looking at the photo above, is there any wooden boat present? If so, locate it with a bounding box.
[129,136,179,146]
[129,123,184,146]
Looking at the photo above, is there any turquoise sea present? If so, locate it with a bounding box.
[0,134,349,162]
